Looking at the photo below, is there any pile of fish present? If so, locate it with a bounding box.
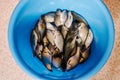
[31,9,93,71]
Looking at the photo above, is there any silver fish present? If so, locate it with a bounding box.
[55,9,67,27]
[60,10,68,25]
[66,34,82,70]
[66,46,81,71]
[54,30,64,53]
[46,22,64,53]
[85,29,93,48]
[46,30,55,45]
[61,25,68,39]
[35,44,43,59]
[46,22,56,45]
[64,31,76,57]
[54,9,61,26]
[38,18,46,41]
[42,47,52,71]
[31,30,38,51]
[80,47,90,63]
[72,11,88,25]
[43,12,55,23]
[77,22,89,45]
[62,29,77,71]
[65,11,73,28]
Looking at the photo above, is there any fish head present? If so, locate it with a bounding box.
[66,56,78,71]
